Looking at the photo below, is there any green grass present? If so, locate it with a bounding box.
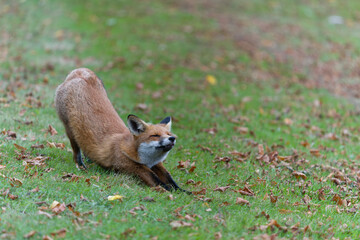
[2,0,360,239]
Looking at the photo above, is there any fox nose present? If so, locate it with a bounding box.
[169,136,176,142]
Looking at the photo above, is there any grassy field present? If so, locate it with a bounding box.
[2,0,360,239]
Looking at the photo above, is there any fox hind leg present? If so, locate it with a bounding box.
[66,130,87,170]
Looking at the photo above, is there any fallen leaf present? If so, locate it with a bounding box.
[214,186,230,192]
[206,75,217,85]
[214,232,222,240]
[42,235,53,240]
[50,228,67,238]
[193,188,206,195]
[14,143,26,151]
[8,194,18,200]
[50,201,66,215]
[9,177,23,187]
[332,194,347,207]
[48,125,58,136]
[142,196,155,202]
[279,209,293,214]
[310,149,320,157]
[107,195,124,201]
[23,230,37,239]
[269,195,278,203]
[38,210,53,219]
[236,197,250,205]
[121,227,136,238]
[129,205,147,216]
[284,118,293,125]
[170,220,193,229]
[7,130,17,139]
[237,186,255,196]
[292,171,307,180]
[234,126,249,134]
[30,144,45,149]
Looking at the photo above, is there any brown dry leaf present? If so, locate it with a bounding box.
[290,222,300,232]
[332,194,347,207]
[7,130,17,139]
[236,197,249,206]
[122,227,136,238]
[46,142,56,148]
[67,205,81,217]
[292,171,307,180]
[152,186,167,193]
[48,125,58,136]
[9,177,23,187]
[46,142,65,149]
[135,103,148,111]
[214,232,222,240]
[237,186,255,196]
[55,143,65,149]
[234,126,249,134]
[14,143,27,151]
[279,209,293,214]
[50,228,67,238]
[142,196,155,202]
[323,132,338,140]
[302,195,311,204]
[170,220,193,229]
[193,188,206,195]
[283,118,293,125]
[177,160,191,169]
[136,83,144,91]
[129,205,147,216]
[38,210,53,219]
[23,230,37,239]
[151,91,162,99]
[269,195,278,204]
[277,155,292,161]
[50,201,66,215]
[184,214,196,222]
[42,236,53,240]
[8,194,18,200]
[23,156,49,167]
[31,144,45,149]
[258,144,264,156]
[331,178,342,185]
[214,186,230,192]
[262,219,287,231]
[318,188,325,201]
[300,141,310,148]
[310,149,320,157]
[189,162,196,173]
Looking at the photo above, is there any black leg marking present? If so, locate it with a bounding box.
[76,150,87,169]
[166,173,192,195]
[151,172,172,191]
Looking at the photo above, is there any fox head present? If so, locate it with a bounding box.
[127,115,177,168]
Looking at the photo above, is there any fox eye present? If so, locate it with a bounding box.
[150,134,160,138]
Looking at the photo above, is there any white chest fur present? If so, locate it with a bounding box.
[138,141,170,168]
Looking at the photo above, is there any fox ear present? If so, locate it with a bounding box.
[127,115,148,136]
[160,116,172,131]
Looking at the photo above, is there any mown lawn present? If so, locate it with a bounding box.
[2,0,360,239]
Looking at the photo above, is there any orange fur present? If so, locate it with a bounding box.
[55,68,189,193]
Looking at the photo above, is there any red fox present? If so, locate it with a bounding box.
[55,68,189,193]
